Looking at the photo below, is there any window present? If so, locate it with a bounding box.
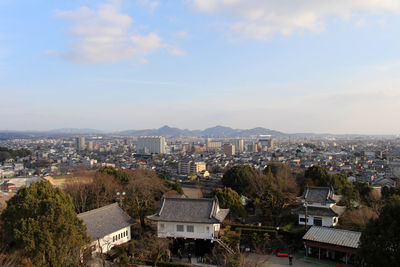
[314,217,323,226]
[126,230,128,237]
[160,224,165,230]
[177,225,184,232]
[206,226,210,232]
[187,225,194,232]
[113,236,115,242]
[300,218,309,222]
[118,233,120,239]
[333,217,337,223]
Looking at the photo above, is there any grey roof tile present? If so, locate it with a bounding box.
[303,226,361,249]
[78,203,134,240]
[301,187,336,204]
[292,206,340,217]
[147,197,229,224]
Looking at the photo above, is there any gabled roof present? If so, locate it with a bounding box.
[300,186,338,204]
[147,197,229,224]
[78,203,134,241]
[292,205,346,217]
[303,226,361,249]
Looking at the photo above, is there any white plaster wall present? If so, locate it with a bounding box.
[157,222,217,239]
[298,215,338,227]
[302,201,334,208]
[92,226,131,253]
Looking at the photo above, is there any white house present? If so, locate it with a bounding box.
[78,203,134,253]
[147,197,229,240]
[293,187,346,227]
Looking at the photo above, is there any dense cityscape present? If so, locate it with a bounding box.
[2,127,400,188]
[1,126,400,266]
[3,0,400,266]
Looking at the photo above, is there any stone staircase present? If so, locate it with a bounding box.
[213,238,236,255]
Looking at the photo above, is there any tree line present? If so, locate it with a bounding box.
[0,147,32,163]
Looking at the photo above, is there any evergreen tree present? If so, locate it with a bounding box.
[222,165,257,195]
[1,180,90,266]
[357,195,400,266]
[214,187,246,217]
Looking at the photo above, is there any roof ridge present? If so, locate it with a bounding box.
[77,202,119,216]
[164,197,214,201]
[312,226,361,234]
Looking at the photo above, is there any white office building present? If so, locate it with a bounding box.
[137,136,166,154]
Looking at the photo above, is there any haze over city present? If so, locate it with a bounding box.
[2,0,400,134]
[3,2,400,266]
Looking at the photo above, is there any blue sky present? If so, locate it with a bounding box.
[1,0,400,134]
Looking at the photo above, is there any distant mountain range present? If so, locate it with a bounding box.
[0,126,285,138]
[118,125,285,138]
[47,128,105,134]
[1,126,395,138]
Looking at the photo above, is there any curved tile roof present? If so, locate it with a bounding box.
[148,197,229,224]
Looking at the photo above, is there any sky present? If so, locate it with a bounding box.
[1,0,400,134]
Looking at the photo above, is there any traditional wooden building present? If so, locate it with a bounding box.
[303,226,361,265]
[78,203,134,253]
[148,197,229,240]
[293,186,346,227]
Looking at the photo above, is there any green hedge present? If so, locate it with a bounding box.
[236,227,278,238]
[279,227,308,241]
[227,223,277,231]
[138,259,191,267]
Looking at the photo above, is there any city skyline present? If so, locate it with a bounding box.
[2,0,400,134]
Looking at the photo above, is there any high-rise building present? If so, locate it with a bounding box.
[247,143,258,153]
[76,137,85,150]
[206,138,222,151]
[137,136,166,154]
[87,141,94,151]
[232,139,244,153]
[191,161,206,174]
[178,160,206,175]
[259,137,274,151]
[223,143,235,156]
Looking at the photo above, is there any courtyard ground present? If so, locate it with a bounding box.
[243,252,340,267]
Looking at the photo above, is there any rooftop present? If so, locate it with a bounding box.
[300,186,339,204]
[148,197,229,224]
[303,226,361,249]
[292,205,345,217]
[78,203,134,240]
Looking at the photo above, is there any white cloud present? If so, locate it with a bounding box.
[137,0,160,12]
[174,30,190,39]
[166,45,187,56]
[54,0,183,63]
[192,0,400,39]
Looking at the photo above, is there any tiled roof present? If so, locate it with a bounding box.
[292,206,338,217]
[301,187,336,204]
[303,226,361,249]
[147,197,229,224]
[78,203,134,241]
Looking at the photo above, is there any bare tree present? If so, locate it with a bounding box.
[339,206,378,231]
[124,169,167,228]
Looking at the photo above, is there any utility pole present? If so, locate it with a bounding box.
[116,191,126,207]
[305,186,308,230]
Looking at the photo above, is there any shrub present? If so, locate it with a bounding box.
[138,259,191,267]
[227,223,277,231]
[236,228,278,239]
